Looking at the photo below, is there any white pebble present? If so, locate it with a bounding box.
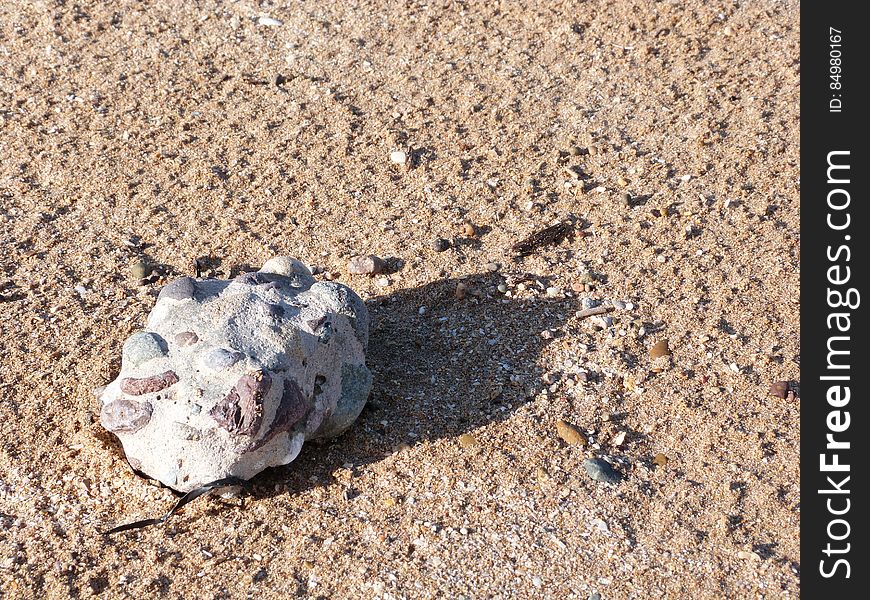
[656,254,666,263]
[257,16,283,26]
[389,150,407,164]
[418,306,427,315]
[376,277,391,287]
[680,174,692,182]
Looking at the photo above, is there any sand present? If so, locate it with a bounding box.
[0,0,800,597]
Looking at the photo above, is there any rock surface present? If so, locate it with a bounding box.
[98,256,372,492]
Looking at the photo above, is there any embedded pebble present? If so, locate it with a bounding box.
[463,222,477,237]
[556,420,587,446]
[375,277,391,288]
[583,458,623,484]
[97,256,372,492]
[348,255,385,276]
[455,282,468,300]
[612,300,626,310]
[653,453,669,467]
[389,150,407,164]
[485,262,499,272]
[497,284,508,294]
[545,286,562,298]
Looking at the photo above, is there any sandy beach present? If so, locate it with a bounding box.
[0,0,800,597]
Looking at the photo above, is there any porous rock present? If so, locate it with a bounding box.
[97,256,372,492]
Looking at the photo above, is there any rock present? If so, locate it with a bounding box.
[769,381,788,399]
[463,221,477,237]
[389,150,407,164]
[583,458,623,484]
[485,262,499,272]
[653,453,669,467]
[556,420,587,446]
[431,238,450,252]
[612,300,627,310]
[649,340,671,359]
[96,256,372,492]
[497,284,508,294]
[347,255,385,275]
[455,282,468,300]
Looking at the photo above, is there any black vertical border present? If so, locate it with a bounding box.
[802,3,868,596]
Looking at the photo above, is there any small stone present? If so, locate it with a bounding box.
[455,282,468,300]
[431,238,450,252]
[611,431,626,447]
[458,433,479,448]
[769,381,789,399]
[556,420,587,446]
[131,259,149,281]
[252,568,268,583]
[680,174,692,182]
[588,145,599,156]
[545,286,562,298]
[617,176,628,187]
[540,329,554,340]
[724,25,734,36]
[656,254,667,263]
[347,255,385,276]
[581,298,599,310]
[570,146,583,156]
[613,300,626,310]
[257,16,283,26]
[653,453,669,467]
[623,193,632,206]
[583,458,623,484]
[649,340,671,359]
[389,150,407,164]
[485,262,499,272]
[737,550,761,561]
[375,277,390,288]
[463,221,477,237]
[497,284,508,294]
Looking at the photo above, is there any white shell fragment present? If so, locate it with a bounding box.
[98,256,372,492]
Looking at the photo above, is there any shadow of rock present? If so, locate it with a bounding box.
[245,272,572,499]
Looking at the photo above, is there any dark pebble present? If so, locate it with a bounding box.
[431,238,451,252]
[769,381,789,399]
[583,458,623,484]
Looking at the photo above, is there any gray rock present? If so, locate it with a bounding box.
[583,458,623,484]
[97,256,372,492]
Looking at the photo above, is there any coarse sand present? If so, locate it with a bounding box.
[0,0,800,597]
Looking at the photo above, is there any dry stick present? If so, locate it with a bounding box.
[575,305,613,319]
